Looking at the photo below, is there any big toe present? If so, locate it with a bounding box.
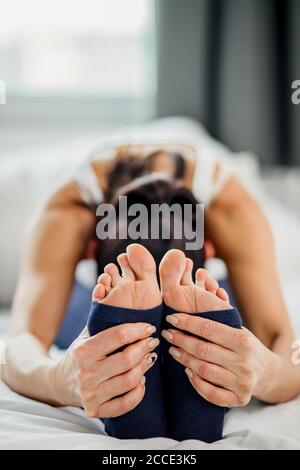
[126,243,157,281]
[159,249,186,293]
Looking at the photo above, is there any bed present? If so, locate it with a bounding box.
[1,117,300,450]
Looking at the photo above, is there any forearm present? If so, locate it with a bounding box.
[227,262,300,403]
[227,259,290,347]
[1,332,64,406]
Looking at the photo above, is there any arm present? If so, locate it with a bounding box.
[2,184,155,415]
[2,183,94,402]
[202,176,300,403]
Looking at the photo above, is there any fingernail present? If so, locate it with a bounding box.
[161,329,174,341]
[141,376,146,385]
[148,337,160,349]
[146,352,158,365]
[145,324,156,334]
[185,368,194,378]
[166,315,179,326]
[169,347,181,358]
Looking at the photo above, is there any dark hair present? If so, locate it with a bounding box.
[96,175,205,280]
[104,149,186,203]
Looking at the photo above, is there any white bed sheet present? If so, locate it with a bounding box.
[0,381,299,450]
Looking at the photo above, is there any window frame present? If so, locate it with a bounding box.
[3,92,156,126]
[1,0,157,128]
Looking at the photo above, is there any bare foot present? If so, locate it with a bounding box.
[92,244,162,310]
[159,249,231,313]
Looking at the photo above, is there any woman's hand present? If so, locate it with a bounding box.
[52,322,158,418]
[162,313,277,407]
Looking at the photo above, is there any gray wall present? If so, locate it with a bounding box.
[156,0,300,166]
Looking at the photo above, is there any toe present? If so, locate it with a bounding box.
[117,253,136,281]
[195,268,209,287]
[216,287,230,302]
[92,283,106,302]
[205,277,219,294]
[97,273,112,292]
[126,243,157,281]
[104,263,121,286]
[181,258,193,285]
[159,249,186,292]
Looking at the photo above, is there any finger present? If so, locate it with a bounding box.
[169,347,238,391]
[79,338,158,393]
[161,329,236,371]
[165,312,240,351]
[87,322,157,357]
[98,382,146,418]
[97,336,159,382]
[185,370,239,407]
[99,352,157,403]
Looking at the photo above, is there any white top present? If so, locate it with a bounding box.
[73,143,234,208]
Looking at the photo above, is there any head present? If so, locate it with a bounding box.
[104,148,186,202]
[96,150,205,279]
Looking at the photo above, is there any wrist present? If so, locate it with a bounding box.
[49,356,81,407]
[47,360,74,407]
[253,349,281,403]
[36,359,65,407]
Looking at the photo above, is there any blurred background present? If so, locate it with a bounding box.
[0,0,299,165]
[0,0,300,311]
[0,0,156,148]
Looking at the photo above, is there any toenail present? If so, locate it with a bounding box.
[169,347,181,358]
[185,368,194,378]
[161,330,174,341]
[166,315,179,326]
[145,324,156,334]
[146,352,157,365]
[148,338,160,349]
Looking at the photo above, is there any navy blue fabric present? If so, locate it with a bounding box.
[87,301,168,439]
[162,306,242,443]
[218,278,238,309]
[54,278,237,350]
[55,278,242,442]
[55,281,91,349]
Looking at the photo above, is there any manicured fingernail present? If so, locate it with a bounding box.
[146,352,158,365]
[141,376,146,385]
[185,368,193,378]
[161,329,174,341]
[148,337,160,349]
[145,324,156,334]
[166,315,179,326]
[169,347,181,358]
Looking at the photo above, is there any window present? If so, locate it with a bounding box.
[0,0,156,125]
